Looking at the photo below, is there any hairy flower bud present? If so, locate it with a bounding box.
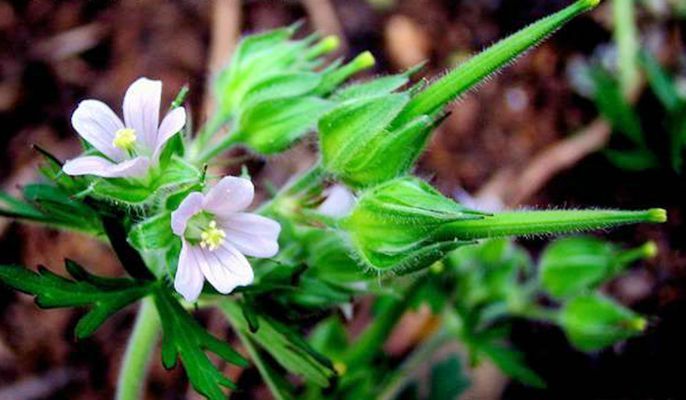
[340,177,483,272]
[539,237,657,299]
[196,26,375,161]
[319,93,436,187]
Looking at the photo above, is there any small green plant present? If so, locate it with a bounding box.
[0,1,665,398]
[591,51,686,172]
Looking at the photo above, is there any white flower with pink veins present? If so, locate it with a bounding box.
[171,176,281,301]
[63,77,186,178]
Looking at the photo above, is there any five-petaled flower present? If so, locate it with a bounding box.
[171,176,281,301]
[63,77,186,178]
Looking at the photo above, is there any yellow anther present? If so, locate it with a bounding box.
[113,128,137,151]
[200,220,226,251]
[333,362,347,376]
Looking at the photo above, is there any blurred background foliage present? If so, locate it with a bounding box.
[0,0,684,398]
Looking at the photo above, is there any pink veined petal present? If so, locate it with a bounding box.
[123,77,162,151]
[174,240,206,302]
[318,184,356,217]
[220,213,281,258]
[170,192,205,236]
[196,242,253,294]
[62,155,150,178]
[202,176,255,216]
[153,107,186,160]
[71,100,125,162]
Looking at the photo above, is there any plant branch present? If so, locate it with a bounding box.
[115,296,161,400]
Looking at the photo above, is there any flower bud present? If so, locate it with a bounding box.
[198,27,374,160]
[340,177,483,272]
[319,93,437,187]
[560,294,647,352]
[539,236,657,299]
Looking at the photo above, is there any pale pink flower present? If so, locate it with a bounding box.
[170,176,281,301]
[63,77,186,178]
[318,184,356,217]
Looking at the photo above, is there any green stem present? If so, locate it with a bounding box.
[343,276,428,367]
[190,113,231,163]
[377,329,453,400]
[115,297,161,400]
[613,0,640,96]
[393,0,600,126]
[438,208,666,240]
[258,161,326,215]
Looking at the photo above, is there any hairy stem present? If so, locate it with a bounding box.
[377,329,453,400]
[115,297,161,400]
[438,208,666,240]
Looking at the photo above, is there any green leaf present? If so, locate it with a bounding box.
[153,286,247,400]
[10,184,103,234]
[639,51,682,112]
[0,261,152,338]
[604,148,659,171]
[428,355,470,400]
[0,191,46,221]
[480,344,545,388]
[590,67,646,146]
[221,300,336,388]
[237,330,296,400]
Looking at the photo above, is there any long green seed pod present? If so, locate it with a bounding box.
[393,0,601,126]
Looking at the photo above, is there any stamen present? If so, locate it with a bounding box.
[113,128,137,151]
[200,220,226,251]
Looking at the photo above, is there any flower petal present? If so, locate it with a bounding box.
[174,240,206,302]
[318,184,356,217]
[123,77,162,151]
[196,242,254,294]
[202,176,255,216]
[71,100,125,161]
[154,107,186,159]
[220,213,281,258]
[171,192,205,236]
[62,155,150,178]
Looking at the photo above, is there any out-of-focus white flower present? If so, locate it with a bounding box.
[317,184,356,218]
[63,77,186,178]
[170,176,281,301]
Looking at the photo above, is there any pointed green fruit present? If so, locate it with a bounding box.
[341,177,483,272]
[560,293,646,352]
[393,0,602,126]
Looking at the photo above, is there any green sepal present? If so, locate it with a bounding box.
[128,212,175,252]
[236,96,334,154]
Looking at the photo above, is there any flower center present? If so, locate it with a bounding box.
[113,128,137,151]
[199,220,226,251]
